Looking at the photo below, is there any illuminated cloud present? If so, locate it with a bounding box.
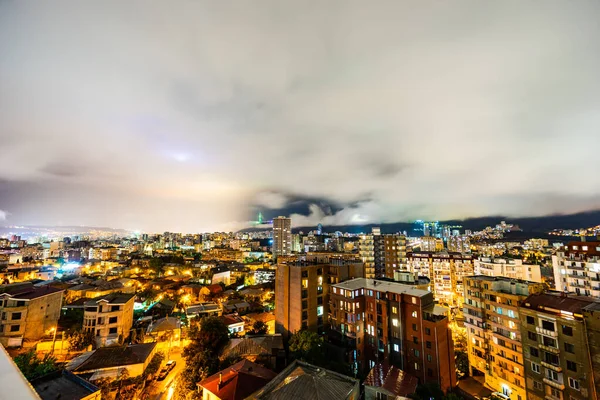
[1,1,600,232]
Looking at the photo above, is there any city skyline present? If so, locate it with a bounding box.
[2,2,600,233]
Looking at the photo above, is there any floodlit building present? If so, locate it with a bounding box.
[520,292,598,400]
[407,252,474,309]
[359,228,406,279]
[275,254,363,339]
[83,293,135,347]
[0,283,64,347]
[475,257,542,283]
[329,278,456,392]
[463,276,545,400]
[552,241,600,297]
[272,217,292,259]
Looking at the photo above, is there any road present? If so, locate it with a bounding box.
[145,352,186,400]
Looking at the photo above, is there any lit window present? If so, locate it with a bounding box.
[392,306,398,314]
[392,319,398,327]
[582,246,588,251]
[317,306,323,316]
[393,344,399,352]
[412,311,418,318]
[412,297,417,304]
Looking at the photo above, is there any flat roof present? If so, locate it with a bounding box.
[33,371,98,400]
[333,278,429,297]
[522,291,600,315]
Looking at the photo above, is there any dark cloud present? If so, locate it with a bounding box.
[1,1,600,231]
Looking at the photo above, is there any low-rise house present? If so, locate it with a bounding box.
[243,312,276,334]
[223,300,250,314]
[146,316,182,346]
[220,334,285,370]
[198,359,276,400]
[69,342,158,381]
[186,302,222,319]
[220,313,245,335]
[200,284,223,299]
[66,280,133,302]
[364,362,419,400]
[0,282,64,347]
[32,370,101,400]
[248,360,360,400]
[83,293,135,347]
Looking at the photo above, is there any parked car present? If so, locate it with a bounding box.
[157,368,169,381]
[165,360,176,372]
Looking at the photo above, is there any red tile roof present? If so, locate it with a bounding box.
[199,360,276,400]
[364,362,418,397]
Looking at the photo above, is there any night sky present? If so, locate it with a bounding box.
[1,1,600,232]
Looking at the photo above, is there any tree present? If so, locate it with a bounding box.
[149,258,165,276]
[455,350,469,376]
[247,321,268,335]
[144,352,165,377]
[179,316,230,396]
[14,350,58,381]
[288,330,324,364]
[67,329,95,351]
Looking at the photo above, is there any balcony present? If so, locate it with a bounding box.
[543,378,565,391]
[539,344,560,354]
[541,361,562,372]
[536,327,558,337]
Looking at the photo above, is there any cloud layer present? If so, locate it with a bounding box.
[1,1,600,232]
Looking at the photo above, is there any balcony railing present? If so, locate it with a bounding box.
[536,326,558,337]
[541,361,562,372]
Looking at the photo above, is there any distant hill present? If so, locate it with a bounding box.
[242,210,600,235]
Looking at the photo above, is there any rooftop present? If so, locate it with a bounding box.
[32,371,99,400]
[332,278,429,297]
[248,360,359,400]
[199,359,277,400]
[221,335,284,360]
[0,282,63,300]
[522,291,600,316]
[364,362,419,398]
[84,292,135,306]
[71,343,157,372]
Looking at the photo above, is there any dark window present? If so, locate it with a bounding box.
[301,271,308,278]
[111,305,120,312]
[11,312,21,320]
[413,336,418,344]
[412,324,417,331]
[426,341,432,349]
[542,336,557,348]
[302,300,307,309]
[302,290,308,298]
[564,342,575,353]
[567,360,577,372]
[302,311,308,320]
[562,325,573,336]
[425,327,431,335]
[543,352,559,366]
[317,296,323,305]
[541,320,555,331]
[10,325,20,332]
[108,316,118,324]
[317,268,322,275]
[530,347,539,357]
[16,301,25,307]
[527,331,537,341]
[526,316,535,325]
[427,368,433,377]
[109,327,118,334]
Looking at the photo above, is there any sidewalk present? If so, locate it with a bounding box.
[456,376,493,399]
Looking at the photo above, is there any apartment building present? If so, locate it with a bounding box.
[421,236,444,252]
[275,254,363,339]
[359,228,406,279]
[463,276,545,400]
[272,216,292,259]
[475,257,542,283]
[83,293,135,347]
[520,292,598,400]
[0,283,64,347]
[329,278,456,392]
[407,252,474,309]
[552,241,600,297]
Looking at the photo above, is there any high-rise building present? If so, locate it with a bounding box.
[272,216,292,259]
[463,276,545,400]
[359,228,406,279]
[275,254,363,339]
[447,235,471,253]
[421,236,444,252]
[407,252,474,309]
[475,257,542,282]
[552,241,600,297]
[329,278,456,392]
[520,292,599,400]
